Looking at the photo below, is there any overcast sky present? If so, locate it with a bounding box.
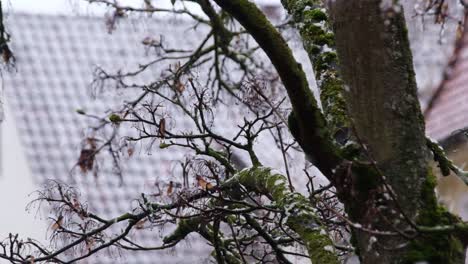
[7,0,281,15]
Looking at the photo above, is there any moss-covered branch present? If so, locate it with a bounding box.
[164,166,339,263]
[197,0,232,49]
[426,137,468,185]
[163,218,242,264]
[213,0,342,176]
[228,167,339,263]
[281,0,350,144]
[418,223,468,240]
[163,217,203,244]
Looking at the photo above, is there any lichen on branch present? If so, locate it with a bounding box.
[426,137,468,185]
[228,167,339,263]
[281,0,350,144]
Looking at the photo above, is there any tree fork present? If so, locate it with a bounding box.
[212,0,342,177]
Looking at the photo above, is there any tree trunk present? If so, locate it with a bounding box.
[329,1,464,263]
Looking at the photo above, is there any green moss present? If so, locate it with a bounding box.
[304,9,327,22]
[108,113,122,123]
[284,1,351,149]
[291,223,338,264]
[163,218,202,244]
[282,0,317,21]
[235,167,339,263]
[301,24,324,39]
[402,169,464,263]
[341,142,361,160]
[314,52,338,73]
[427,138,452,176]
[315,32,334,46]
[265,173,288,200]
[319,75,349,145]
[159,142,170,149]
[322,51,337,62]
[301,25,328,46]
[308,44,321,55]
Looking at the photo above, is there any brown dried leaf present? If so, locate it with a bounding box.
[72,198,80,210]
[135,218,147,229]
[196,175,214,190]
[175,80,185,93]
[115,8,126,17]
[435,3,449,24]
[456,21,464,41]
[72,198,88,219]
[158,118,166,138]
[167,181,174,195]
[51,215,63,231]
[2,46,13,64]
[86,137,98,150]
[127,147,134,157]
[85,238,95,252]
[25,255,35,264]
[78,149,95,173]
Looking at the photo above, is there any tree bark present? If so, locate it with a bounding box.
[329,0,464,263]
[330,0,426,212]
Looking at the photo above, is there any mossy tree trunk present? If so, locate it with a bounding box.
[328,1,464,263]
[212,0,465,262]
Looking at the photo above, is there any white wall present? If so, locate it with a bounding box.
[0,101,47,244]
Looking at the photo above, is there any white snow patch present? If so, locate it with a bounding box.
[323,245,334,252]
[273,178,284,186]
[367,236,377,252]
